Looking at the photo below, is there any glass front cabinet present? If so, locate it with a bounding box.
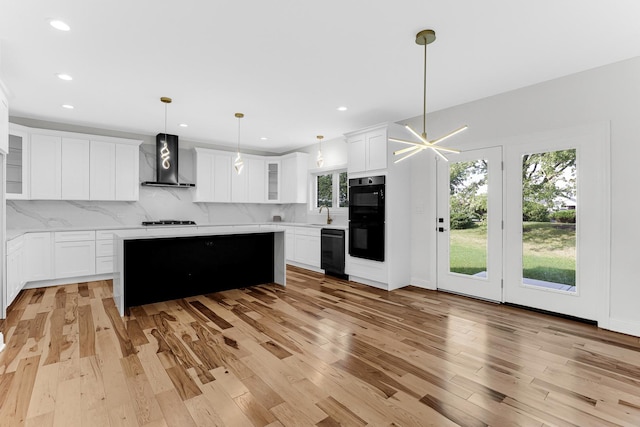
[7,124,30,200]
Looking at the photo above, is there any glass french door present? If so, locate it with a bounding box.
[436,147,503,301]
[503,123,610,322]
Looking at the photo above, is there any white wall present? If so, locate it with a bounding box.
[405,56,640,335]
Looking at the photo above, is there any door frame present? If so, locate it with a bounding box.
[503,122,611,323]
[436,146,503,302]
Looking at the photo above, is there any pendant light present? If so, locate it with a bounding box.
[234,112,244,174]
[160,97,172,169]
[390,29,467,163]
[316,135,324,167]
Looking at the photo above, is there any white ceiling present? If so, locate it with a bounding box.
[2,1,640,153]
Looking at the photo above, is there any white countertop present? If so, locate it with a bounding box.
[6,222,347,241]
[114,225,284,240]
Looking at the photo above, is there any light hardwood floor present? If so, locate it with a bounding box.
[1,266,640,426]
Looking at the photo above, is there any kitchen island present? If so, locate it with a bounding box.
[113,226,285,315]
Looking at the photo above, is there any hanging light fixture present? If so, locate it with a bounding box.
[316,135,324,167]
[391,29,467,163]
[234,112,244,174]
[160,97,172,169]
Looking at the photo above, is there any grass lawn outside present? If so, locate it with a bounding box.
[449,221,576,286]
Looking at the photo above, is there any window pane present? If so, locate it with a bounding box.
[522,149,576,291]
[317,174,333,207]
[449,160,488,276]
[339,172,349,207]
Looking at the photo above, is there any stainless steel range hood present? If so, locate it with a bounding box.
[141,133,195,188]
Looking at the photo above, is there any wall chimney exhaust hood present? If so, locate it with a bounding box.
[141,97,195,188]
[141,133,195,188]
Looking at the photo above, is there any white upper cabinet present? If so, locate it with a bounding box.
[232,155,265,203]
[281,152,309,203]
[346,125,388,174]
[61,138,90,200]
[194,148,307,204]
[194,148,232,203]
[7,124,30,199]
[265,159,280,203]
[0,88,8,154]
[246,156,265,203]
[115,143,140,201]
[90,140,116,200]
[12,124,141,201]
[30,133,62,199]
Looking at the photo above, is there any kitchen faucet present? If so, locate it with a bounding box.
[319,206,333,224]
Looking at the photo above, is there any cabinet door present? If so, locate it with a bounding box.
[6,240,24,306]
[280,156,296,203]
[90,141,116,200]
[0,90,8,154]
[24,232,53,282]
[213,153,232,202]
[347,133,366,174]
[247,157,265,203]
[294,234,321,268]
[6,129,29,199]
[231,156,249,203]
[30,134,61,199]
[266,160,280,202]
[61,138,90,200]
[284,228,294,261]
[194,150,214,201]
[115,143,139,201]
[55,241,96,279]
[366,129,387,171]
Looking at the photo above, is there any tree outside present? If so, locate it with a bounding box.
[449,149,577,287]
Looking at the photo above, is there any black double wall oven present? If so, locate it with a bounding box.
[348,175,385,262]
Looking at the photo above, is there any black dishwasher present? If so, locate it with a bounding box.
[321,228,347,279]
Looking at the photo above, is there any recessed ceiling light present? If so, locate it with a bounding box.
[61,104,74,109]
[56,73,73,81]
[179,123,188,127]
[260,137,268,140]
[337,106,348,111]
[49,20,71,31]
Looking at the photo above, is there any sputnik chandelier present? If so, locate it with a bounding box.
[391,29,467,163]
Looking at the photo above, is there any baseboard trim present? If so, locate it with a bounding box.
[607,318,640,338]
[504,302,597,326]
[409,277,435,290]
[23,274,114,290]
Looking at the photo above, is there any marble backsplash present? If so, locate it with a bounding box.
[7,144,308,230]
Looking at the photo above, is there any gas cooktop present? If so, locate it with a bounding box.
[141,220,197,226]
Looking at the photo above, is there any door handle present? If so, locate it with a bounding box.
[438,227,448,232]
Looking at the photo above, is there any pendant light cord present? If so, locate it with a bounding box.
[164,102,168,137]
[237,116,241,154]
[423,41,427,139]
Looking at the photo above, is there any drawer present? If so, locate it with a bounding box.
[7,236,24,253]
[96,240,114,257]
[55,230,95,242]
[294,226,321,237]
[96,230,116,240]
[96,256,113,274]
[347,256,387,282]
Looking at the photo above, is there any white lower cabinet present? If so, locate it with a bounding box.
[96,230,115,274]
[6,236,25,307]
[54,231,96,279]
[283,227,295,261]
[292,227,321,268]
[24,232,53,282]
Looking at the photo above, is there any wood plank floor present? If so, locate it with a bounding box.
[2,266,640,426]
